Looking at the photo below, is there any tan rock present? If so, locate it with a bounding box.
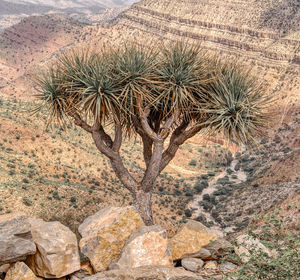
[203,238,233,258]
[70,276,81,280]
[0,264,10,274]
[26,218,80,278]
[4,262,38,280]
[203,261,217,270]
[181,258,204,272]
[78,206,144,272]
[234,234,271,263]
[0,213,36,264]
[219,262,237,273]
[82,266,204,280]
[71,261,94,279]
[169,220,217,260]
[111,225,172,270]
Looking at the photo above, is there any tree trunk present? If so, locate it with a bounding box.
[133,189,153,226]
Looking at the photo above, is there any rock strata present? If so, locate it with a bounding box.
[26,218,80,278]
[78,206,144,272]
[0,213,36,265]
[111,225,172,269]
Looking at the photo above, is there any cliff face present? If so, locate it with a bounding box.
[92,0,300,122]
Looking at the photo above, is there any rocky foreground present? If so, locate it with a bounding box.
[0,206,273,280]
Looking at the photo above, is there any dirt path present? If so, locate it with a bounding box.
[189,157,247,232]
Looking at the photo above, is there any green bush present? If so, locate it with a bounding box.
[227,210,300,280]
[184,209,192,218]
[189,159,197,166]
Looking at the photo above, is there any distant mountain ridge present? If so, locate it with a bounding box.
[0,0,139,14]
[0,0,139,30]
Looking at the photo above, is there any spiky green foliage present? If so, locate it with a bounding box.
[35,42,271,145]
[154,43,210,117]
[198,62,272,144]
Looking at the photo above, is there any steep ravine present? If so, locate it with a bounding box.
[189,157,247,233]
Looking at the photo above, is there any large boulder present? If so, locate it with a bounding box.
[82,266,204,280]
[111,225,172,270]
[78,206,144,272]
[26,218,80,278]
[169,220,218,260]
[4,262,38,280]
[234,234,272,263]
[0,213,36,264]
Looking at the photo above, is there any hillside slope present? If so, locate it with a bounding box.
[0,0,299,234]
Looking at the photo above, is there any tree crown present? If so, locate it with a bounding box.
[35,42,271,145]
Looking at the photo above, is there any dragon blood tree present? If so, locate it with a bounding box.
[34,42,271,225]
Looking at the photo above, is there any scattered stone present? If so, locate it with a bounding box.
[219,262,237,273]
[203,261,217,270]
[186,248,212,260]
[181,258,204,272]
[0,213,36,264]
[4,262,38,280]
[111,225,172,270]
[78,206,144,272]
[70,276,81,280]
[203,238,233,259]
[234,234,271,263]
[70,261,94,279]
[0,265,10,274]
[26,218,80,278]
[0,264,9,280]
[169,220,218,260]
[82,266,204,280]
[190,248,212,259]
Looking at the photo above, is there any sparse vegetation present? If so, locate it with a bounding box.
[227,208,300,280]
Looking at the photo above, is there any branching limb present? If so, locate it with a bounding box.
[160,110,180,139]
[92,122,116,159]
[142,140,164,192]
[159,121,207,173]
[134,119,153,168]
[136,94,162,142]
[91,121,137,193]
[69,112,92,133]
[112,117,122,152]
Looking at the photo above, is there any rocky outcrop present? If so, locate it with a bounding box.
[4,262,38,280]
[169,220,218,260]
[26,218,80,278]
[83,266,204,280]
[0,213,36,265]
[78,206,144,272]
[111,225,172,270]
[234,234,272,263]
[0,211,240,280]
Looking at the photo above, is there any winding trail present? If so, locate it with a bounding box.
[189,157,247,232]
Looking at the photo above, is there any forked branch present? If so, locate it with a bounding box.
[69,112,92,133]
